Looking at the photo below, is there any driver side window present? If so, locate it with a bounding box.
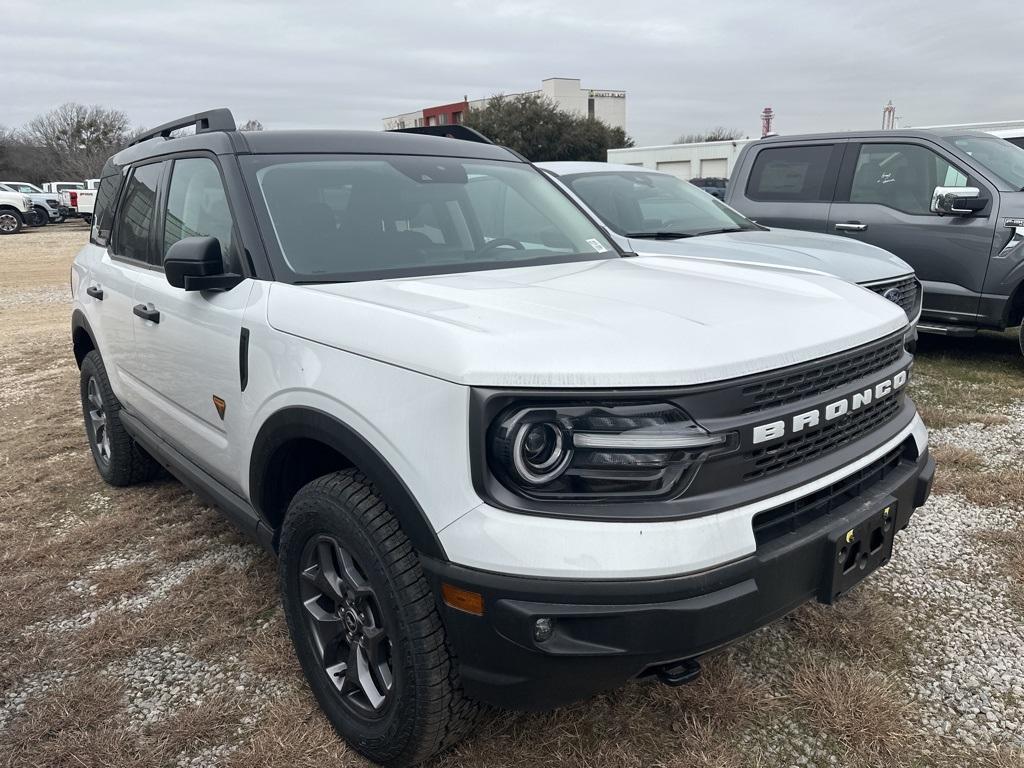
[163,157,237,265]
[850,143,968,215]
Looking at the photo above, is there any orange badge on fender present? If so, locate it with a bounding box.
[212,396,226,420]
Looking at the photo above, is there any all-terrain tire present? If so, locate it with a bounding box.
[32,206,49,226]
[279,469,482,767]
[79,350,161,486]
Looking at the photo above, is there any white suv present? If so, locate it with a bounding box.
[71,110,934,767]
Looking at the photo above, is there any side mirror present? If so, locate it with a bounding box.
[164,236,243,291]
[931,186,985,215]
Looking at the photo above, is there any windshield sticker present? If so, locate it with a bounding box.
[586,238,608,253]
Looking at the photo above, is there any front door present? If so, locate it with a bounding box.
[828,141,998,326]
[130,155,253,490]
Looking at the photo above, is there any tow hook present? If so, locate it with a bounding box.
[655,658,701,687]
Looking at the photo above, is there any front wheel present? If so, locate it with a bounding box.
[0,209,23,234]
[279,470,480,766]
[32,206,49,226]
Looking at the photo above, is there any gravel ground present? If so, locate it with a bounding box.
[1,224,1022,767]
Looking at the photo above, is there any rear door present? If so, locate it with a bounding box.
[88,162,165,404]
[733,142,845,232]
[130,154,253,490]
[827,141,998,324]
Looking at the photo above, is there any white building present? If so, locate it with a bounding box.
[382,78,627,132]
[607,138,754,181]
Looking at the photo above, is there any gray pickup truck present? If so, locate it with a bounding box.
[725,129,1024,355]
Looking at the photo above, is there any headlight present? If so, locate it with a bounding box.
[23,196,32,210]
[488,402,735,501]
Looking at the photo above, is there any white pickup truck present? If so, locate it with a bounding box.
[61,186,97,223]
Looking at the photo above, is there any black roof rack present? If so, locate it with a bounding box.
[129,108,236,146]
[388,124,493,145]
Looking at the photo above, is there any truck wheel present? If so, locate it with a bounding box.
[33,206,49,226]
[79,350,161,486]
[0,209,22,234]
[279,470,481,767]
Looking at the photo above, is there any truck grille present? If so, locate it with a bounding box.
[866,276,919,320]
[739,336,904,414]
[752,441,907,546]
[743,395,903,481]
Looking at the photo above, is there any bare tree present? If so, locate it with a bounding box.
[674,126,745,144]
[238,119,264,132]
[23,103,133,179]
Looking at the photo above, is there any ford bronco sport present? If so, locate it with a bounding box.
[72,110,934,766]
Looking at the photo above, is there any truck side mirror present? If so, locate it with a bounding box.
[164,236,243,291]
[930,186,985,215]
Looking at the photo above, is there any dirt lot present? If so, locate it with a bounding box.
[1,224,1023,767]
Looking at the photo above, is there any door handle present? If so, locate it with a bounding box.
[133,303,160,323]
[86,285,104,300]
[835,222,868,232]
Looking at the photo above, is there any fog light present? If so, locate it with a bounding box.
[533,617,553,643]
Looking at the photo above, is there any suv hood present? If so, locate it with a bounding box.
[623,228,912,285]
[267,256,907,388]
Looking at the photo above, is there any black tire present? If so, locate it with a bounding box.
[0,208,22,234]
[1019,324,1024,358]
[280,470,481,767]
[80,350,161,486]
[32,206,49,226]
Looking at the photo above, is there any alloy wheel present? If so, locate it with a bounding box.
[0,213,18,233]
[299,534,395,715]
[86,377,111,465]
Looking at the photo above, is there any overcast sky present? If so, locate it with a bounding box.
[10,1,1021,146]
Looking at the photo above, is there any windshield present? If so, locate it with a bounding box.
[1,182,41,194]
[243,154,617,281]
[949,135,1024,190]
[560,171,757,238]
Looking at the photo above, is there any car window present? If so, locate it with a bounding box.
[746,145,835,202]
[163,157,237,264]
[90,174,122,247]
[113,163,163,264]
[245,154,615,280]
[850,143,968,215]
[562,171,754,237]
[948,134,1024,191]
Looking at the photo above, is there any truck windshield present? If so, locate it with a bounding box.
[950,135,1024,191]
[559,171,759,239]
[2,183,42,194]
[243,154,617,281]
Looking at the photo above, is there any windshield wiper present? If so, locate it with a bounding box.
[690,227,749,237]
[623,231,695,240]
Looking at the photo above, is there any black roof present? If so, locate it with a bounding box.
[106,108,521,174]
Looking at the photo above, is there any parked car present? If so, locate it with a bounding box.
[41,180,83,194]
[0,189,33,234]
[726,129,1024,354]
[538,162,922,326]
[0,181,66,225]
[72,109,933,767]
[61,187,97,223]
[688,176,728,200]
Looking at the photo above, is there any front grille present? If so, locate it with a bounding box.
[866,276,919,320]
[743,394,903,480]
[739,336,904,414]
[752,442,906,546]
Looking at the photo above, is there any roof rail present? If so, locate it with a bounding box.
[388,124,494,145]
[129,108,236,146]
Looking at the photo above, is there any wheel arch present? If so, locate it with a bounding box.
[71,308,97,368]
[250,407,447,560]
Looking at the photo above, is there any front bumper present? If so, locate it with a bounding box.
[424,439,933,710]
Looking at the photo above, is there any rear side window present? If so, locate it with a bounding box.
[163,157,237,262]
[113,163,163,264]
[746,145,835,202]
[89,173,123,247]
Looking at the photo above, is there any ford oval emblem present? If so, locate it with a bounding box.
[882,287,902,304]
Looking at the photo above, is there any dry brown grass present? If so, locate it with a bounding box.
[2,225,1022,767]
[916,404,1010,430]
[929,445,1024,507]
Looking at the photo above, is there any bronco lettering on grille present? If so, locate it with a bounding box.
[752,369,909,444]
